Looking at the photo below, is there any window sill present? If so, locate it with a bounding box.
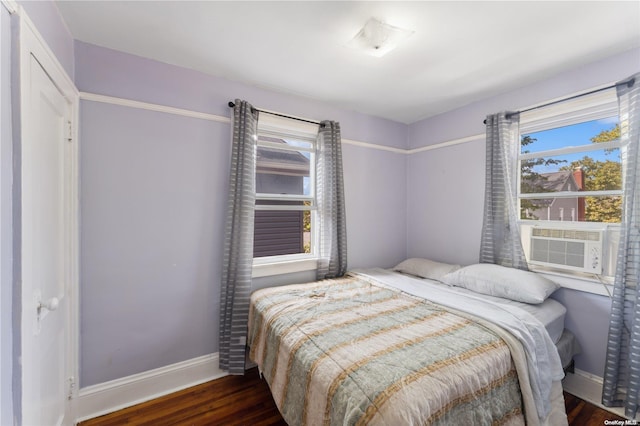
[252,256,317,278]
[529,266,613,297]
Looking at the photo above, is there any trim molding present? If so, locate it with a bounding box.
[75,353,226,423]
[74,355,640,423]
[80,92,230,124]
[562,368,637,420]
[1,0,17,14]
[406,133,484,154]
[341,137,407,154]
[78,92,476,154]
[76,357,637,423]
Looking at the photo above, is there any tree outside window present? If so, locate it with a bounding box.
[519,122,622,223]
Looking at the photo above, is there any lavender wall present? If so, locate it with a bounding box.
[408,48,640,150]
[18,0,74,79]
[79,101,229,386]
[551,288,613,376]
[406,141,485,266]
[76,42,407,386]
[342,146,407,269]
[406,47,640,376]
[74,42,406,150]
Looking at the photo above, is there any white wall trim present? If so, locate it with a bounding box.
[406,133,484,155]
[341,137,407,154]
[562,368,638,420]
[74,360,636,424]
[75,353,226,424]
[78,92,450,155]
[79,92,230,124]
[0,0,17,14]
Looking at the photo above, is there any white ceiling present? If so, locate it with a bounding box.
[56,1,640,124]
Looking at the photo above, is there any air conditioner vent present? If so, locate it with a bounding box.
[529,227,603,274]
[531,228,601,241]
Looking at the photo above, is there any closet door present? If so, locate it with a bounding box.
[19,11,78,426]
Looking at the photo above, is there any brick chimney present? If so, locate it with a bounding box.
[573,167,584,190]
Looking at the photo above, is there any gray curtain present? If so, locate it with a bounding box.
[480,112,529,270]
[603,73,640,417]
[219,99,258,375]
[316,121,347,279]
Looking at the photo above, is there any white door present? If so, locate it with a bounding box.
[21,27,77,426]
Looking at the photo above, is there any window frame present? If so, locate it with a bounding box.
[252,113,320,277]
[516,87,623,292]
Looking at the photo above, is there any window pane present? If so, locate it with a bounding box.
[520,117,619,154]
[520,195,621,222]
[259,135,313,150]
[520,149,621,193]
[253,201,311,257]
[256,142,311,196]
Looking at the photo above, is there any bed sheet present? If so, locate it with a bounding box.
[402,272,567,344]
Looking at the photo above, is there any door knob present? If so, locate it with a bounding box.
[38,297,59,313]
[34,294,60,334]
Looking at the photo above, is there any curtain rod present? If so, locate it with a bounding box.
[483,77,636,125]
[227,101,321,126]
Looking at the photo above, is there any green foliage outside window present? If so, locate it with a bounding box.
[519,135,566,219]
[520,124,622,223]
[560,125,621,223]
[303,202,311,253]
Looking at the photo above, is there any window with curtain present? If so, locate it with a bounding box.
[253,114,319,265]
[484,75,639,416]
[517,89,623,284]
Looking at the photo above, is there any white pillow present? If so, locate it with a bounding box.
[393,258,461,281]
[441,263,559,304]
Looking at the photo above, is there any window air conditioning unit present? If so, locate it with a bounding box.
[529,227,603,274]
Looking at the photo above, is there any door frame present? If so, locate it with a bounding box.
[17,6,79,424]
[0,2,15,425]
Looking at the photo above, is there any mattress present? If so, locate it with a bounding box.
[410,275,567,344]
[556,329,581,370]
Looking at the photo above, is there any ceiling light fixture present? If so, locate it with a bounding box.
[348,18,414,58]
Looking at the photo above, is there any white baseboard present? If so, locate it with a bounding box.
[74,359,639,423]
[75,353,227,424]
[562,368,638,420]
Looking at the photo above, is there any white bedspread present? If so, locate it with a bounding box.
[352,268,565,422]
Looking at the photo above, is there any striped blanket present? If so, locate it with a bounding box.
[248,273,526,425]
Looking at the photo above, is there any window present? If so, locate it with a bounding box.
[253,114,318,264]
[517,89,622,280]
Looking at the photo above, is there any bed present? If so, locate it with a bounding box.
[248,260,578,425]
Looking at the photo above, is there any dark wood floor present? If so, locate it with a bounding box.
[564,392,626,425]
[79,368,626,425]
